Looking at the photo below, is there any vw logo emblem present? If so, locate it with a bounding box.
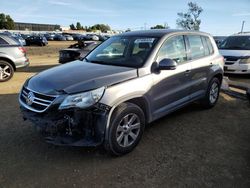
[26,92,35,106]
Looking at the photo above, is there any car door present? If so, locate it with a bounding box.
[186,35,213,99]
[150,35,192,120]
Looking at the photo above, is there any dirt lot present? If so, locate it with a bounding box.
[0,41,250,187]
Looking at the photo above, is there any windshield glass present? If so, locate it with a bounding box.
[85,36,158,67]
[219,36,250,50]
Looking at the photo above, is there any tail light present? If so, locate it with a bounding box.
[18,47,27,54]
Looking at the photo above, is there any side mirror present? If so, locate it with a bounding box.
[158,58,177,70]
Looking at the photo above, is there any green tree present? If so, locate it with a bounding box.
[90,24,111,32]
[5,15,14,29]
[76,22,82,30]
[176,2,203,30]
[54,24,60,30]
[151,24,169,29]
[0,13,15,30]
[69,23,76,30]
[84,26,91,32]
[0,13,6,29]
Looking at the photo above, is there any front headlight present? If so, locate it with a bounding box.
[239,58,250,64]
[59,87,105,110]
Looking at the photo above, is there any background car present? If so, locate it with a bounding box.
[85,34,99,41]
[54,34,67,41]
[71,34,85,41]
[219,33,250,74]
[96,35,109,41]
[11,34,26,46]
[20,34,30,40]
[0,33,29,82]
[64,35,74,41]
[59,41,98,63]
[44,33,54,41]
[26,36,48,46]
[213,36,227,46]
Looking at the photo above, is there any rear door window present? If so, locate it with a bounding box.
[187,35,205,59]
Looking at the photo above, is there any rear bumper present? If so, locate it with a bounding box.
[20,105,110,147]
[15,57,29,69]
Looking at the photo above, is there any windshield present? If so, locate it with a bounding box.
[219,36,250,50]
[85,36,158,67]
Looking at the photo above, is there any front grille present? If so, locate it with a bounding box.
[224,56,239,65]
[20,87,57,112]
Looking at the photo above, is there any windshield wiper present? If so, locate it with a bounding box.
[83,57,89,62]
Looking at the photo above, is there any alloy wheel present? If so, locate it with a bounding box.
[209,82,219,104]
[116,113,141,148]
[0,64,11,81]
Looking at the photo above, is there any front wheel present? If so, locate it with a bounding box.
[201,77,221,108]
[104,102,145,156]
[0,60,14,82]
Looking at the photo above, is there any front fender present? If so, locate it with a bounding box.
[100,75,154,141]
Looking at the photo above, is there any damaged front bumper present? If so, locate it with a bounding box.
[20,104,110,147]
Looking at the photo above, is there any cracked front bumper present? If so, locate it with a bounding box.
[20,104,110,147]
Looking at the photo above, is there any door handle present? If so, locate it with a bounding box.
[210,62,213,66]
[185,69,191,76]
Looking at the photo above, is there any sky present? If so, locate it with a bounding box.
[1,0,250,35]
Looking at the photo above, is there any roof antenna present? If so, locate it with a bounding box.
[240,21,245,33]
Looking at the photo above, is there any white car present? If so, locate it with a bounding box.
[64,35,74,41]
[86,34,99,41]
[219,33,250,74]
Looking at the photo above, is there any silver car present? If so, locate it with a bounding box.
[0,33,29,82]
[19,30,224,155]
[219,33,250,74]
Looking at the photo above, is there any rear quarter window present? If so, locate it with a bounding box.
[0,37,9,45]
[187,35,205,59]
[201,36,214,56]
[205,36,214,55]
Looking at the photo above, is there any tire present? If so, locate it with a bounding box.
[0,60,14,82]
[104,102,145,156]
[201,77,221,108]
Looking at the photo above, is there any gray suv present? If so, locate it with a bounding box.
[19,30,224,155]
[0,33,29,82]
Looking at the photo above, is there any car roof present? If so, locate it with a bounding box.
[116,29,210,38]
[232,32,250,36]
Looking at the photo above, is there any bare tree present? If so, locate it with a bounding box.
[176,2,203,30]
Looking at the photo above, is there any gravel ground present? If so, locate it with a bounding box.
[0,93,249,187]
[226,74,250,85]
[0,41,249,187]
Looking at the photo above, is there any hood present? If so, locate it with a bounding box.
[219,49,250,57]
[26,60,137,95]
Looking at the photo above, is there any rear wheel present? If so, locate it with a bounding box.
[0,60,14,82]
[105,102,145,156]
[201,77,221,108]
